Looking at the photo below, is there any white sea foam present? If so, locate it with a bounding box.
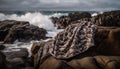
[92,13,98,17]
[48,13,68,18]
[92,11,103,17]
[0,12,65,56]
[0,12,65,37]
[0,12,55,31]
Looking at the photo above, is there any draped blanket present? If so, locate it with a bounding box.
[50,21,97,59]
[36,21,97,67]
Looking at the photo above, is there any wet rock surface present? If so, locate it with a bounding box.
[38,56,120,69]
[33,10,120,68]
[0,11,120,69]
[51,11,120,29]
[68,12,91,21]
[0,20,46,69]
[0,52,7,69]
[0,48,34,69]
[0,44,5,50]
[31,41,46,55]
[33,26,120,69]
[30,40,53,68]
[4,48,29,60]
[51,12,91,29]
[8,57,34,69]
[92,11,120,27]
[0,20,47,43]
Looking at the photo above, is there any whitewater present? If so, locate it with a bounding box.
[0,12,67,56]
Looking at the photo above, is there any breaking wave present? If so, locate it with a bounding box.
[0,12,56,31]
[0,12,65,56]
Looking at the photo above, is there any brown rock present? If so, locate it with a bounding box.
[9,58,26,69]
[51,12,91,29]
[51,11,120,29]
[94,56,120,69]
[4,48,29,61]
[40,56,74,69]
[8,57,34,69]
[24,67,34,69]
[0,20,29,41]
[68,57,100,69]
[0,45,5,50]
[50,17,58,26]
[55,16,71,29]
[68,12,91,21]
[31,40,53,68]
[0,52,7,69]
[34,26,120,69]
[39,56,120,69]
[0,20,47,43]
[94,27,120,55]
[91,10,120,27]
[31,41,46,55]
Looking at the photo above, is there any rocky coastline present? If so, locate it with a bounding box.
[0,10,120,69]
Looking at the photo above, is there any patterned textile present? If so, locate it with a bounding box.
[49,21,97,59]
[36,21,97,66]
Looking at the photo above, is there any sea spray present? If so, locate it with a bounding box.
[0,12,55,31]
[92,11,103,17]
[48,13,68,18]
[0,12,64,57]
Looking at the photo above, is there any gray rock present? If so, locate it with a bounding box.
[0,20,47,43]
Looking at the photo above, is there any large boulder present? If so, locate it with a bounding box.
[0,52,7,69]
[31,41,46,55]
[51,11,120,29]
[33,25,120,69]
[94,27,120,55]
[0,20,47,43]
[68,12,91,21]
[0,45,5,50]
[0,20,29,41]
[86,11,120,27]
[53,16,71,29]
[51,12,91,29]
[50,17,58,26]
[31,40,53,68]
[3,48,34,69]
[8,57,34,69]
[77,11,120,27]
[39,56,120,69]
[4,48,29,60]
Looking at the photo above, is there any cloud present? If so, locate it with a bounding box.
[39,0,80,4]
[39,0,60,4]
[60,0,80,4]
[0,0,119,11]
[21,1,30,5]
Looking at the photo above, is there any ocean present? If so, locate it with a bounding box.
[0,11,101,57]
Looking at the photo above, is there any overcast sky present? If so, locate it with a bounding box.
[0,0,120,11]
